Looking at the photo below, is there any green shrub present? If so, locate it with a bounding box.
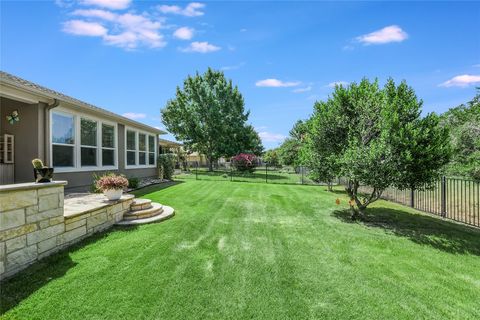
[128,177,139,189]
[158,154,176,180]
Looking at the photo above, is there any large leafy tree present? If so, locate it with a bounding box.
[161,68,262,170]
[440,89,480,180]
[305,79,451,219]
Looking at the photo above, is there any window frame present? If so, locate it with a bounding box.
[124,126,157,169]
[50,107,118,173]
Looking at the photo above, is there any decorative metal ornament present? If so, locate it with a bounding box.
[6,110,20,124]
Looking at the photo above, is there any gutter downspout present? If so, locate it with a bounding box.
[44,99,60,166]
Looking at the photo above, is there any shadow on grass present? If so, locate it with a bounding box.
[333,207,480,256]
[130,180,183,197]
[0,226,139,315]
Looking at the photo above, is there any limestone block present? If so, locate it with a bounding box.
[26,223,64,245]
[0,224,37,241]
[0,208,26,231]
[59,226,86,244]
[65,219,86,231]
[38,187,63,196]
[87,211,107,231]
[6,245,37,270]
[39,220,50,229]
[0,190,37,212]
[38,237,58,254]
[0,241,5,259]
[58,192,64,208]
[26,207,63,224]
[26,205,39,216]
[49,216,65,226]
[6,235,26,254]
[38,194,59,212]
[0,261,4,275]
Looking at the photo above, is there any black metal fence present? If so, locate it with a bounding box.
[174,163,480,228]
[339,177,480,228]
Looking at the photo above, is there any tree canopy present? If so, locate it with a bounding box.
[161,68,263,170]
[440,89,480,180]
[303,79,451,219]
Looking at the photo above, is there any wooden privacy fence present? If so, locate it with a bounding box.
[339,177,480,228]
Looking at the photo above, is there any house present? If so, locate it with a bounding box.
[0,71,165,191]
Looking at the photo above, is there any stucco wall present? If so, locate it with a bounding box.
[0,97,44,183]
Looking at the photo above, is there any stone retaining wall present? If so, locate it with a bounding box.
[0,182,133,280]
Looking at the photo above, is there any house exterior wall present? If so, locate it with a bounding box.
[52,117,157,192]
[0,98,158,191]
[0,97,45,183]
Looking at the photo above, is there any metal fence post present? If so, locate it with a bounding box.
[230,165,233,182]
[195,162,198,180]
[301,166,304,185]
[441,176,447,217]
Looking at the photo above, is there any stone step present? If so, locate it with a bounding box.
[123,203,164,220]
[116,206,175,226]
[130,198,153,211]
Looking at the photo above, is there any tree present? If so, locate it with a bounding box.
[305,78,451,219]
[440,89,480,180]
[277,120,307,167]
[263,149,280,167]
[161,68,260,170]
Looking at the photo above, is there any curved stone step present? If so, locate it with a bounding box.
[130,198,153,211]
[116,206,175,226]
[123,203,163,220]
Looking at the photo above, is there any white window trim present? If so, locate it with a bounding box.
[50,107,118,173]
[124,126,157,169]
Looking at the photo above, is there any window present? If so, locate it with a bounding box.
[102,124,115,166]
[52,113,75,167]
[148,136,155,165]
[126,130,136,166]
[125,128,156,167]
[81,118,97,166]
[51,109,117,172]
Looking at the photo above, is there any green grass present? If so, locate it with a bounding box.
[1,180,479,319]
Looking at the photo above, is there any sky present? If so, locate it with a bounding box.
[1,0,479,149]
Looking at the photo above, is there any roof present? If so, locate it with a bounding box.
[0,71,166,135]
[158,138,183,147]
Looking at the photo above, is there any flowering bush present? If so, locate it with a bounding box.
[231,153,257,173]
[95,173,129,191]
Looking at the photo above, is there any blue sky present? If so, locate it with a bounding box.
[1,0,479,149]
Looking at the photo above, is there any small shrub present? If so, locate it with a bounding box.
[231,153,257,173]
[128,177,139,189]
[222,173,228,179]
[95,173,128,191]
[158,154,176,180]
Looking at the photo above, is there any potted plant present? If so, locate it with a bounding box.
[32,159,54,183]
[95,173,129,201]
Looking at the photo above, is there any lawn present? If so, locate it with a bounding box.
[1,180,479,319]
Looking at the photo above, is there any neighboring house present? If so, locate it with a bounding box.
[158,138,183,155]
[0,71,165,191]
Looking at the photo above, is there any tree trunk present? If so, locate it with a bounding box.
[208,155,214,172]
[327,181,333,192]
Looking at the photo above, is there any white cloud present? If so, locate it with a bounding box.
[439,74,480,87]
[258,131,286,143]
[356,25,408,45]
[181,41,221,53]
[221,62,245,71]
[158,2,205,17]
[63,20,107,36]
[256,79,301,87]
[173,27,194,40]
[327,81,349,88]
[293,86,312,93]
[473,64,480,68]
[73,9,117,21]
[122,112,147,120]
[80,0,131,10]
[65,10,166,49]
[240,28,247,32]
